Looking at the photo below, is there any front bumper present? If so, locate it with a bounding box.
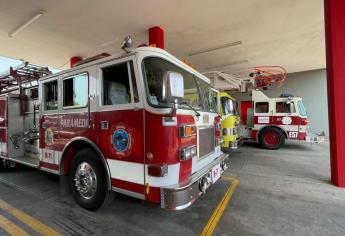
[305,132,325,143]
[160,153,229,210]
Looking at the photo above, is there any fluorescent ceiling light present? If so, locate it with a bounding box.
[205,60,248,70]
[8,10,45,38]
[188,41,242,56]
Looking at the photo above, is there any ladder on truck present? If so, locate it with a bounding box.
[203,66,287,92]
[0,62,51,167]
[0,61,51,94]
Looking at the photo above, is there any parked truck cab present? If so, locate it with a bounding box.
[0,46,228,210]
[240,90,323,149]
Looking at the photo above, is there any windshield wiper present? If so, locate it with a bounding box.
[181,102,201,116]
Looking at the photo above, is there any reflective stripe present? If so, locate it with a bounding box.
[253,124,299,132]
[108,159,180,187]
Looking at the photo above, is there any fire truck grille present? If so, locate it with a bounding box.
[198,127,215,158]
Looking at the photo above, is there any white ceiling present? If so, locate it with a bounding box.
[0,0,325,73]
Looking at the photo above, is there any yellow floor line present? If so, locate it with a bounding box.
[201,176,239,236]
[0,214,29,236]
[0,199,61,236]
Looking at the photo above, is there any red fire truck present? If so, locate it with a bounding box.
[0,43,228,210]
[240,90,324,149]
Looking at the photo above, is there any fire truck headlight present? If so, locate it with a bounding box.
[190,146,196,156]
[185,149,191,158]
[180,145,197,161]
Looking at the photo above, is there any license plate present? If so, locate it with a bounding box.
[211,164,221,183]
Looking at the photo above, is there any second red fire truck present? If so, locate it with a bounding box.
[206,69,324,150]
[239,90,324,149]
[0,40,228,210]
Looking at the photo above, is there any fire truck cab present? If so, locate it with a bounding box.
[240,90,323,149]
[0,46,228,210]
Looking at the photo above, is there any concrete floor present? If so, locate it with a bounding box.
[216,140,345,236]
[0,141,344,235]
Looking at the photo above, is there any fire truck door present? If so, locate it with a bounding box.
[97,59,145,195]
[40,78,61,165]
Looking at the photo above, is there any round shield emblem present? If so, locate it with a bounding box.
[110,124,133,156]
[112,129,129,152]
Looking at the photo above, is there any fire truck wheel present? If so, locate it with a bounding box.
[70,148,108,210]
[259,127,285,150]
[0,159,6,171]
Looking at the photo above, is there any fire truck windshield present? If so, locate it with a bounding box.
[297,100,307,116]
[221,97,238,116]
[142,57,216,112]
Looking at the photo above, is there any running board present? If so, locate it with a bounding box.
[0,155,39,168]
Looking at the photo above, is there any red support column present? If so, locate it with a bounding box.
[149,26,164,49]
[324,0,345,187]
[70,56,82,68]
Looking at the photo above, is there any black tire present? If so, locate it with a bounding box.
[0,159,5,171]
[69,148,108,210]
[0,159,9,171]
[258,127,285,150]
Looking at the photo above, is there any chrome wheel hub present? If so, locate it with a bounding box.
[74,162,97,199]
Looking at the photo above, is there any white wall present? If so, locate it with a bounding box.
[232,69,329,136]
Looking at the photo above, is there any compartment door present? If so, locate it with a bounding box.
[0,97,7,156]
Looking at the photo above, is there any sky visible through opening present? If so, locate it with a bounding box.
[0,56,60,74]
[0,56,22,73]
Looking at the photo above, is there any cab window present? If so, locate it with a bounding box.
[43,80,58,110]
[221,97,235,115]
[255,102,269,113]
[102,62,134,105]
[63,73,88,108]
[276,102,295,113]
[143,57,202,109]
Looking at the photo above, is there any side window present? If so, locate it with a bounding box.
[29,88,38,99]
[129,61,139,103]
[44,80,58,111]
[276,102,295,113]
[63,73,88,108]
[102,62,132,105]
[255,102,269,113]
[24,87,39,113]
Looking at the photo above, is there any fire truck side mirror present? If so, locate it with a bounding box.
[162,71,184,103]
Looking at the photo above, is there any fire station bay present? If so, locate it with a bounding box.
[0,1,343,236]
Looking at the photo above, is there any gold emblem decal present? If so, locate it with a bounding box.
[45,128,54,146]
